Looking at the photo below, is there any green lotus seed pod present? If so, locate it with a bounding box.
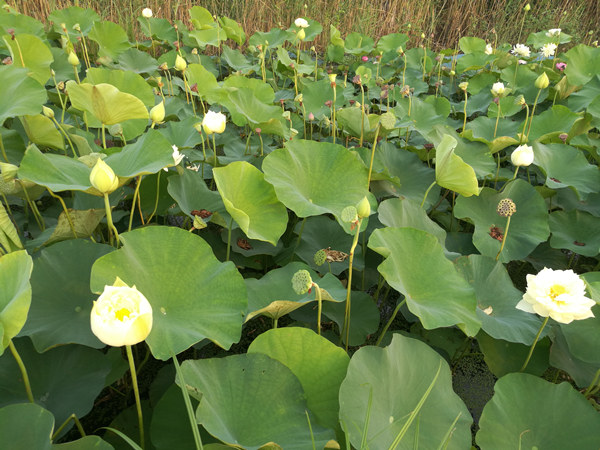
[314,249,327,266]
[341,205,358,223]
[356,196,371,219]
[292,270,313,295]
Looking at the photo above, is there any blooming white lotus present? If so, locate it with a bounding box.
[511,144,534,167]
[485,43,493,55]
[511,44,531,58]
[541,42,557,58]
[491,82,505,97]
[91,278,153,347]
[142,8,152,18]
[546,28,561,37]
[294,18,309,28]
[516,268,596,324]
[172,145,184,165]
[202,110,227,135]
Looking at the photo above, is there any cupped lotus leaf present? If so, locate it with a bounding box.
[533,142,600,199]
[105,129,175,177]
[189,5,214,28]
[88,20,131,60]
[378,197,446,247]
[262,139,369,220]
[248,29,292,49]
[65,81,149,125]
[49,6,100,37]
[339,333,472,449]
[344,32,374,55]
[0,65,46,126]
[219,17,246,45]
[137,16,177,43]
[434,134,479,197]
[0,338,111,428]
[0,403,54,450]
[223,75,275,104]
[185,63,219,101]
[549,210,600,256]
[454,255,544,345]
[213,161,287,246]
[565,44,600,86]
[245,262,345,322]
[368,227,480,336]
[456,53,496,73]
[20,114,64,150]
[0,14,45,48]
[0,250,33,355]
[560,306,600,364]
[476,373,600,449]
[18,144,91,192]
[454,180,550,262]
[4,33,53,86]
[221,45,258,74]
[459,36,487,54]
[19,239,112,352]
[90,226,247,360]
[187,28,226,48]
[221,87,282,128]
[0,203,23,252]
[83,67,154,106]
[248,327,350,431]
[462,117,520,152]
[179,353,335,449]
[377,32,409,55]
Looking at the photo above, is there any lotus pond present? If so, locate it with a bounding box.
[0,3,600,450]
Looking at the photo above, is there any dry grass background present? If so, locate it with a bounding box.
[11,0,600,49]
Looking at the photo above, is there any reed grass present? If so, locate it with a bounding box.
[10,0,599,49]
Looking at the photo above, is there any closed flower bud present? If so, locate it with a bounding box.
[535,72,550,89]
[142,7,153,18]
[511,144,534,167]
[524,3,531,11]
[68,51,80,66]
[149,101,165,124]
[491,81,505,97]
[314,249,327,266]
[175,54,187,71]
[90,158,119,194]
[459,81,468,91]
[356,196,371,218]
[297,28,306,41]
[202,110,226,135]
[42,105,55,119]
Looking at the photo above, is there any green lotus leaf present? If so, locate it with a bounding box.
[477,331,549,377]
[187,27,226,48]
[476,373,600,449]
[262,139,369,220]
[462,116,520,152]
[3,33,53,86]
[88,20,131,60]
[565,44,600,86]
[83,67,154,106]
[213,161,287,245]
[65,81,149,126]
[219,17,246,45]
[0,202,22,252]
[550,325,600,388]
[0,65,46,126]
[0,14,46,49]
[48,6,100,37]
[185,63,219,101]
[179,353,335,449]
[339,333,472,449]
[90,226,247,360]
[137,16,177,42]
[549,210,600,256]
[454,180,550,262]
[150,384,199,450]
[0,250,33,355]
[19,239,112,352]
[248,28,292,49]
[500,64,546,104]
[533,142,600,199]
[20,114,64,150]
[377,32,409,55]
[116,48,159,74]
[368,227,480,336]
[320,291,380,346]
[434,134,480,197]
[454,255,544,344]
[248,327,350,431]
[560,305,600,365]
[527,105,580,142]
[344,32,374,55]
[0,403,54,450]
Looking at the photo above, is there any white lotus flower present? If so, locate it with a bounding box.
[202,110,226,135]
[546,28,561,37]
[294,18,309,28]
[511,144,534,167]
[511,44,531,58]
[516,268,596,324]
[491,82,505,97]
[142,8,152,18]
[485,43,493,55]
[541,43,557,58]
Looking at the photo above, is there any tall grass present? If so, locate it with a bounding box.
[11,0,599,49]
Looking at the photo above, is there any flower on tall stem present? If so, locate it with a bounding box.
[541,42,557,58]
[141,7,152,18]
[511,43,531,58]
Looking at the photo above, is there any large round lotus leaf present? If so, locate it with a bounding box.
[339,333,472,449]
[4,34,53,86]
[245,262,345,322]
[159,116,204,149]
[550,325,599,388]
[48,6,100,37]
[0,338,111,428]
[0,403,54,450]
[137,16,177,43]
[19,239,112,352]
[262,139,369,219]
[213,161,287,246]
[527,105,580,142]
[476,373,600,449]
[533,142,600,198]
[0,203,22,252]
[248,327,349,430]
[565,44,600,86]
[179,353,335,449]
[454,255,543,345]
[560,305,600,364]
[434,134,479,197]
[20,114,64,150]
[454,179,550,263]
[368,227,480,336]
[0,250,33,355]
[0,65,46,126]
[88,21,131,60]
[116,48,159,75]
[185,63,219,101]
[221,45,258,74]
[378,197,446,247]
[52,436,114,449]
[549,210,600,256]
[462,116,520,152]
[65,81,149,125]
[90,226,247,360]
[83,67,154,106]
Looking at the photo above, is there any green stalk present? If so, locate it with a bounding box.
[359,83,365,147]
[519,103,530,144]
[8,340,34,403]
[212,133,218,171]
[226,216,233,262]
[128,176,143,232]
[519,316,549,372]
[145,172,161,224]
[495,215,512,261]
[172,355,204,450]
[104,193,120,246]
[125,345,144,449]
[461,90,468,134]
[332,82,337,144]
[101,124,107,150]
[52,414,86,440]
[52,117,78,157]
[367,123,381,188]
[0,133,8,162]
[526,89,542,139]
[342,218,363,351]
[46,188,77,239]
[493,101,502,138]
[314,283,322,336]
[376,299,406,346]
[420,181,437,208]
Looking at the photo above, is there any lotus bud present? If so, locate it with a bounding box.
[0,162,18,182]
[42,106,55,119]
[142,7,153,18]
[535,72,549,89]
[421,32,425,39]
[202,110,226,135]
[149,101,165,125]
[450,70,455,76]
[397,46,404,55]
[292,270,313,295]
[68,51,80,66]
[511,144,534,167]
[308,112,315,121]
[524,3,530,11]
[175,54,187,71]
[90,158,119,194]
[491,81,505,97]
[356,196,371,218]
[297,28,306,41]
[459,81,468,91]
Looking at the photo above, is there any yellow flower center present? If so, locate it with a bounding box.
[549,284,567,303]
[114,307,132,321]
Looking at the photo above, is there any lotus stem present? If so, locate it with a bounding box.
[359,83,365,147]
[313,282,322,335]
[342,218,363,351]
[495,215,512,261]
[332,82,337,144]
[493,101,502,138]
[8,340,34,403]
[128,176,143,232]
[145,171,161,224]
[172,355,204,450]
[104,193,120,246]
[46,188,77,239]
[52,117,78,157]
[519,316,549,372]
[526,89,542,139]
[125,345,145,449]
[52,414,86,440]
[101,124,107,150]
[420,180,437,208]
[367,123,381,188]
[376,298,406,346]
[0,133,8,162]
[462,90,468,134]
[17,180,44,231]
[520,103,530,145]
